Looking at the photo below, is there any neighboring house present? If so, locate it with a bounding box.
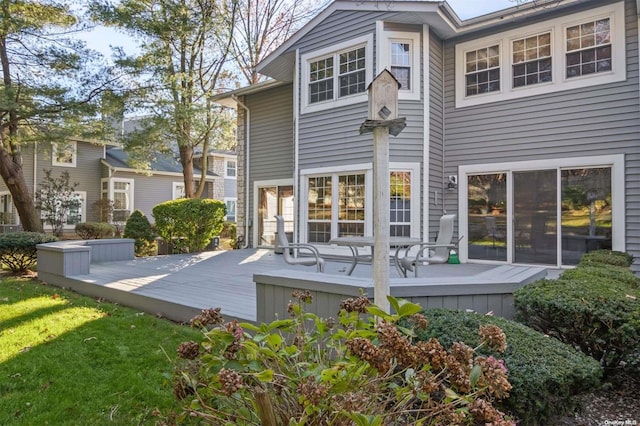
[0,140,237,233]
[194,149,238,222]
[102,146,222,222]
[213,0,640,273]
[0,139,106,233]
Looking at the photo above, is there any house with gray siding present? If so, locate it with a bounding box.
[213,0,640,273]
[0,140,237,233]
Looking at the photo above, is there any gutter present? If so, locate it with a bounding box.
[232,95,251,249]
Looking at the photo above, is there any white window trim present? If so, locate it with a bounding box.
[458,154,625,266]
[224,197,237,221]
[390,163,421,238]
[455,1,625,108]
[299,162,421,243]
[378,28,421,101]
[107,177,135,212]
[252,178,294,248]
[51,141,77,168]
[0,191,15,225]
[224,158,237,179]
[299,164,373,243]
[172,181,185,199]
[41,190,85,229]
[301,34,374,114]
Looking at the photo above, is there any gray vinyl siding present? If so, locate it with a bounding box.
[295,10,427,222]
[443,0,640,270]
[37,141,104,223]
[245,84,294,183]
[224,178,237,199]
[428,30,446,241]
[109,170,181,222]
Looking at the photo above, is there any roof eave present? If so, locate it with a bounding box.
[210,79,286,107]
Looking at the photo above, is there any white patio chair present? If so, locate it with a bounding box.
[395,214,458,277]
[274,215,325,272]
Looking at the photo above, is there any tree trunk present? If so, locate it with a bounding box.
[0,149,43,232]
[180,144,195,198]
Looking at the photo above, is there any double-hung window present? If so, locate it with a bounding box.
[455,2,624,107]
[465,45,501,96]
[512,32,552,87]
[566,18,611,78]
[302,35,372,113]
[225,159,237,179]
[378,29,421,100]
[52,141,77,167]
[101,178,134,222]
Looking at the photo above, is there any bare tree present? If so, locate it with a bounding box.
[232,0,329,84]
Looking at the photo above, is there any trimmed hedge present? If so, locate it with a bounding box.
[515,251,640,370]
[152,198,225,253]
[123,210,157,257]
[408,309,602,426]
[0,232,58,273]
[75,222,116,239]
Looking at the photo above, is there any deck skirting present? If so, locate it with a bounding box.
[254,265,546,322]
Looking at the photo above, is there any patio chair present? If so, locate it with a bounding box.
[274,215,325,272]
[395,214,458,277]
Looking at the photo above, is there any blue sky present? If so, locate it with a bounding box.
[81,1,521,58]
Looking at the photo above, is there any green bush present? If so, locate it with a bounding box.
[514,251,640,370]
[75,222,116,239]
[408,309,602,426]
[152,198,225,253]
[123,210,157,257]
[174,296,516,425]
[578,249,634,268]
[0,232,58,274]
[515,277,640,370]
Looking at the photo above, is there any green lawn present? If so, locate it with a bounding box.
[0,277,202,425]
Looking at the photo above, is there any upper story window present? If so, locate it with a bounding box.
[465,45,500,96]
[301,35,373,114]
[391,42,411,89]
[455,1,625,108]
[52,141,77,167]
[378,28,421,100]
[225,159,237,179]
[513,32,552,87]
[566,18,611,78]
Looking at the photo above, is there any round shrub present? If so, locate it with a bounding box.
[75,222,116,239]
[0,232,58,274]
[152,198,225,253]
[408,309,602,426]
[578,249,634,268]
[515,252,640,370]
[123,210,157,257]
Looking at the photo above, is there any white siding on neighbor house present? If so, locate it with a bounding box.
[442,0,640,271]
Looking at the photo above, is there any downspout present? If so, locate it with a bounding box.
[233,94,251,248]
[294,49,300,244]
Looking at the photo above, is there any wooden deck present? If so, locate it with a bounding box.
[38,248,551,324]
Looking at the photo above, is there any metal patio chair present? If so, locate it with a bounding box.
[395,214,458,277]
[274,215,325,272]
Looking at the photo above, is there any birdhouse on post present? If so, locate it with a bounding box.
[359,70,406,314]
[360,69,406,136]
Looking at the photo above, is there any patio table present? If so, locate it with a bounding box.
[329,236,421,275]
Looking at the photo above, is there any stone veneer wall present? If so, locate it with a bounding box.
[236,99,247,246]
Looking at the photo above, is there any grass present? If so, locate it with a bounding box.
[0,276,202,425]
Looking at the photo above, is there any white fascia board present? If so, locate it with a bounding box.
[99,159,214,181]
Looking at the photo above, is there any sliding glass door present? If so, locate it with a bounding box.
[257,185,294,247]
[466,164,613,267]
